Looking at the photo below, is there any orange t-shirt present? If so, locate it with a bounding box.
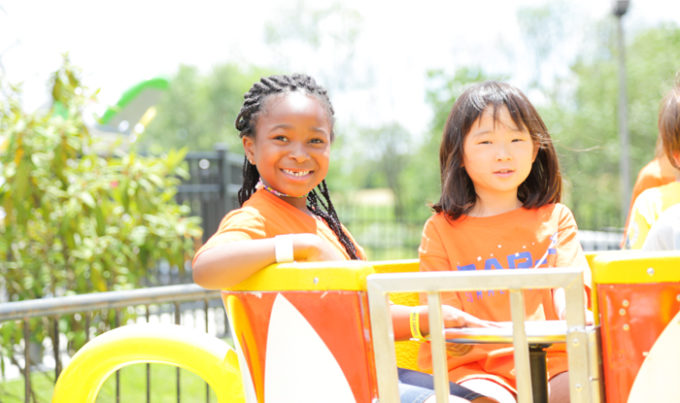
[193,188,365,264]
[417,204,588,391]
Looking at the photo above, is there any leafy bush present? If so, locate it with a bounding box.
[0,59,201,384]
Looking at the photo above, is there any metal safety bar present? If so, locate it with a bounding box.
[366,267,603,403]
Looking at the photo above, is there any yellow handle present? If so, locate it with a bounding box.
[52,324,244,403]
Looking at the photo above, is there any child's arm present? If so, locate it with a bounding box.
[552,287,594,324]
[391,304,494,341]
[192,233,345,289]
[555,205,594,322]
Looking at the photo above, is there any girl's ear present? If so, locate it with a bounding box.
[242,136,256,165]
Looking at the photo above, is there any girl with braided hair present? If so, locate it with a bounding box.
[192,73,361,286]
[192,74,494,403]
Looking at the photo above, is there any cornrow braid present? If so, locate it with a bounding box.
[234,73,358,260]
[235,74,335,138]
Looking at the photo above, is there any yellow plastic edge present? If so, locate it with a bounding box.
[372,259,419,274]
[226,260,377,292]
[591,250,680,284]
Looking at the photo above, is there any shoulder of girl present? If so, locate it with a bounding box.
[222,206,265,226]
[552,204,580,227]
[425,212,451,227]
[538,202,566,214]
[555,203,576,216]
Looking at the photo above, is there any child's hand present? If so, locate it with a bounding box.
[293,233,346,262]
[442,305,499,328]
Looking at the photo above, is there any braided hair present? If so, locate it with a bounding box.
[234,73,359,260]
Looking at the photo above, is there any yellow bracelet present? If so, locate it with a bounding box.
[409,309,425,340]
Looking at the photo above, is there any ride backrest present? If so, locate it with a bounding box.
[227,253,680,403]
[222,260,381,403]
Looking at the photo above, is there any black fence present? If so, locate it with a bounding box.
[176,144,242,244]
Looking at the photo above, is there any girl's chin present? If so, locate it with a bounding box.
[274,178,323,197]
[280,186,315,198]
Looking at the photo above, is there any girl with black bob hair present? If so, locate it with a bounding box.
[418,81,590,403]
[435,81,561,219]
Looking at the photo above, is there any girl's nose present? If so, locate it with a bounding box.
[289,142,309,162]
[495,144,511,161]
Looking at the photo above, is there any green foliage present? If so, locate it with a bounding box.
[0,59,202,375]
[337,123,411,218]
[545,22,680,229]
[516,1,572,86]
[139,63,274,153]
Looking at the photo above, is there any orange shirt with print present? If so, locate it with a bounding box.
[417,204,588,391]
[193,188,365,264]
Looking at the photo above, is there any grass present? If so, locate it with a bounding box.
[0,364,219,402]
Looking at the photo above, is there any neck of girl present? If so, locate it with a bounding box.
[258,179,312,213]
[282,194,313,213]
[468,192,523,217]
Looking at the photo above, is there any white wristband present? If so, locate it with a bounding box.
[274,235,294,263]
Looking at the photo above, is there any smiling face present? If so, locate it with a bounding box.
[242,91,332,207]
[462,105,538,211]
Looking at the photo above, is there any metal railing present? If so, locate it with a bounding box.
[367,268,602,403]
[0,284,227,403]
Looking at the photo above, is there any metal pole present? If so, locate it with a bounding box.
[616,15,631,225]
[614,1,631,226]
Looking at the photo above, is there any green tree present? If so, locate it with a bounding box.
[139,63,273,153]
[516,1,572,87]
[346,123,411,218]
[0,59,201,389]
[543,23,680,229]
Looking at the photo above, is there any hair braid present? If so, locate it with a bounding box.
[307,181,359,260]
[234,74,358,259]
[237,158,260,205]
